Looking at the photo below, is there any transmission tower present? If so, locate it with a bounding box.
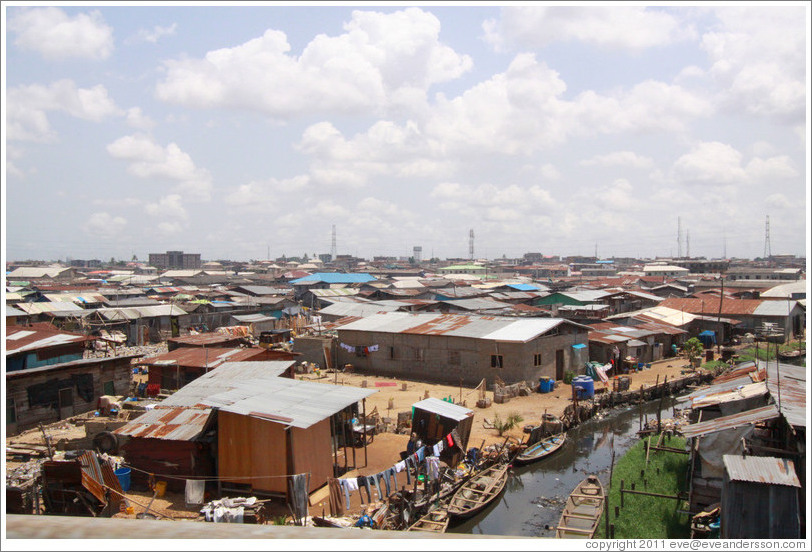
[331,225,337,260]
[677,217,682,258]
[469,229,475,260]
[686,230,690,258]
[764,215,771,259]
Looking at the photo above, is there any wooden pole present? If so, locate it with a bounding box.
[620,480,624,508]
[362,398,368,468]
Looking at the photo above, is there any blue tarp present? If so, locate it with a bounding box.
[698,330,717,346]
[572,343,587,350]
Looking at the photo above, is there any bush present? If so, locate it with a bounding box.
[492,412,524,436]
[563,370,575,385]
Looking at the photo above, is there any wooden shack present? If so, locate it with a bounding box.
[721,454,801,538]
[411,397,474,467]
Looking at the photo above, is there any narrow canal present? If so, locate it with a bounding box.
[450,396,679,537]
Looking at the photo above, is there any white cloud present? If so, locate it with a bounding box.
[702,7,805,119]
[6,80,122,142]
[580,151,654,169]
[484,6,691,52]
[155,8,472,117]
[225,175,311,211]
[125,107,156,130]
[145,194,188,222]
[744,156,798,181]
[83,212,127,236]
[8,7,114,60]
[106,135,213,201]
[672,141,747,184]
[134,23,177,44]
[764,193,793,210]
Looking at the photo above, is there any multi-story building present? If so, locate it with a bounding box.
[148,250,202,269]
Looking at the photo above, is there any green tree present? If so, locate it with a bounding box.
[683,337,704,366]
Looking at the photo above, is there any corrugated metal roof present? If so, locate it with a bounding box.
[158,361,376,429]
[690,382,768,409]
[752,300,799,317]
[439,298,513,311]
[722,455,801,487]
[318,302,401,318]
[6,327,90,355]
[96,304,187,320]
[291,273,376,284]
[15,302,86,314]
[680,404,780,439]
[412,397,474,421]
[137,347,269,369]
[231,314,276,323]
[6,306,27,317]
[166,333,244,346]
[764,361,806,428]
[759,281,807,298]
[114,406,213,440]
[337,312,579,343]
[659,297,762,316]
[310,288,361,297]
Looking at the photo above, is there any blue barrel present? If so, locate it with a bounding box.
[114,467,131,492]
[538,377,552,393]
[573,375,594,399]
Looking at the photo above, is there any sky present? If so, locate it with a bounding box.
[3,2,810,264]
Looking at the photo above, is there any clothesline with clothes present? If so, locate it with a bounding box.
[333,427,465,510]
[339,342,379,355]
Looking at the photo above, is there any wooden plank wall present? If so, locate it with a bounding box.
[218,411,288,494]
[290,419,333,493]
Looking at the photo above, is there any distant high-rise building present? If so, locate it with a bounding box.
[149,250,201,269]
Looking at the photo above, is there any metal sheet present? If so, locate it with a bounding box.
[722,455,801,487]
[680,404,780,439]
[412,397,473,421]
[764,361,806,428]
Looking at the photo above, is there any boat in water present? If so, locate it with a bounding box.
[514,432,567,466]
[446,462,510,520]
[556,475,605,539]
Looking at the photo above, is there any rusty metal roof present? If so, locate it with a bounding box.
[764,361,807,428]
[680,404,780,439]
[337,312,584,343]
[659,297,762,316]
[722,455,801,487]
[413,397,473,421]
[114,406,213,440]
[6,326,91,355]
[136,347,271,369]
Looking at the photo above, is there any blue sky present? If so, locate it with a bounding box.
[3,3,809,263]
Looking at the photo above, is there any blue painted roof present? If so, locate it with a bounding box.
[506,283,539,291]
[290,272,377,284]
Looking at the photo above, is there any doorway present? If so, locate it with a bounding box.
[58,388,74,419]
[555,349,565,380]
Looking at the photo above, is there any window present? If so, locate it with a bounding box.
[449,351,460,365]
[491,355,503,368]
[534,353,542,366]
[414,348,424,361]
[103,380,115,396]
[390,346,395,359]
[7,397,16,424]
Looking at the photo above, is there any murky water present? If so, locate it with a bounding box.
[450,397,679,537]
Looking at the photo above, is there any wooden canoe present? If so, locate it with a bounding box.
[556,475,605,539]
[514,433,566,466]
[446,463,509,520]
[407,508,449,533]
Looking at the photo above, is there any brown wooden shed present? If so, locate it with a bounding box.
[411,397,474,467]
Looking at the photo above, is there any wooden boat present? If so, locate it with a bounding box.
[556,475,605,539]
[514,433,566,466]
[407,507,449,533]
[446,462,509,520]
[778,349,803,361]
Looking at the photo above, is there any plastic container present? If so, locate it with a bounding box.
[538,377,552,393]
[114,467,131,492]
[572,375,595,399]
[154,480,167,497]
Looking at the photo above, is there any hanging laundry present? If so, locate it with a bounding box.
[185,479,205,506]
[426,456,440,480]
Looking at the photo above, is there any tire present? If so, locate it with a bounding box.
[93,431,118,454]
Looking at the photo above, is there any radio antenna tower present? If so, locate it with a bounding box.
[764,215,771,259]
[331,225,337,260]
[469,229,475,260]
[686,230,690,258]
[677,217,682,258]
